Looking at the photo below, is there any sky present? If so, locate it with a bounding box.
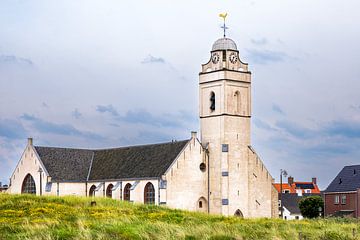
[1,0,360,189]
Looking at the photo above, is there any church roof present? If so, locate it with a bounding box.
[212,38,237,51]
[34,140,189,182]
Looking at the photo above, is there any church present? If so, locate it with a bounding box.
[7,36,278,218]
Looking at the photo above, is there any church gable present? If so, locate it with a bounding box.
[89,140,189,180]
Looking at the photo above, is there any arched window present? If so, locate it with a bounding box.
[210,92,215,111]
[197,197,208,212]
[21,174,36,194]
[123,183,131,201]
[144,182,155,204]
[234,209,244,218]
[89,185,96,197]
[234,91,241,114]
[106,184,114,198]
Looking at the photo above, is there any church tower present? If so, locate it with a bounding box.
[199,37,252,216]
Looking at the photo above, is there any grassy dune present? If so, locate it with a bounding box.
[0,194,359,240]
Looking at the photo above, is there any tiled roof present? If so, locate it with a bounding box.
[273,181,320,194]
[324,165,360,193]
[34,140,189,182]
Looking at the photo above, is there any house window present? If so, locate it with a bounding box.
[295,216,299,220]
[305,189,311,193]
[283,189,290,193]
[144,182,155,204]
[341,195,346,205]
[334,195,340,204]
[123,183,131,201]
[106,184,114,198]
[21,174,36,194]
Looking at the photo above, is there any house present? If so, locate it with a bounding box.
[274,177,320,219]
[323,165,360,218]
[6,34,278,218]
[273,176,321,195]
[0,182,8,192]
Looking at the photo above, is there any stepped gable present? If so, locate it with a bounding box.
[34,146,93,182]
[89,140,189,180]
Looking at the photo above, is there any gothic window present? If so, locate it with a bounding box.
[123,183,131,201]
[199,201,203,208]
[106,184,114,198]
[89,185,96,197]
[234,91,241,114]
[21,174,36,194]
[210,92,215,111]
[144,182,155,204]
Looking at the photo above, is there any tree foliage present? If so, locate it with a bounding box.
[299,195,324,218]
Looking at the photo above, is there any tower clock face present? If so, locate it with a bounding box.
[229,52,238,64]
[211,53,220,64]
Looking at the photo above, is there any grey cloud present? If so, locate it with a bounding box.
[0,55,33,66]
[42,102,49,108]
[141,54,165,64]
[253,118,276,132]
[96,105,119,116]
[20,113,102,139]
[324,120,360,139]
[0,118,27,139]
[245,49,288,64]
[272,104,285,115]
[71,108,82,119]
[275,120,314,139]
[251,38,268,46]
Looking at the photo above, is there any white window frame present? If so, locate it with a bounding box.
[341,195,346,205]
[334,195,340,204]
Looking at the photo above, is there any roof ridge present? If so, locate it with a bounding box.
[34,139,189,152]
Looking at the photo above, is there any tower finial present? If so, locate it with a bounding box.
[219,13,228,38]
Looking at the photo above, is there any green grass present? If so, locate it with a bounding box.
[0,194,359,240]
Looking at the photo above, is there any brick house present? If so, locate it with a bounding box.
[323,165,360,218]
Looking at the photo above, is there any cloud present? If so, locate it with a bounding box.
[324,120,360,139]
[251,38,268,46]
[71,108,82,119]
[253,118,276,132]
[141,54,165,64]
[118,109,183,128]
[0,118,27,139]
[245,49,288,64]
[42,102,49,108]
[275,120,314,139]
[96,105,119,116]
[0,55,33,67]
[272,104,285,115]
[20,113,102,139]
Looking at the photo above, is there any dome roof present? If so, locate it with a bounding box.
[212,38,237,51]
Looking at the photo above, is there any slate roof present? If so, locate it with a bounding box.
[35,147,93,182]
[281,193,302,214]
[89,140,189,180]
[34,140,189,182]
[324,165,360,193]
[281,193,320,214]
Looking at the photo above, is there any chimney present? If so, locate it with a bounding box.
[27,137,33,146]
[288,176,294,185]
[191,131,197,139]
[312,177,317,185]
